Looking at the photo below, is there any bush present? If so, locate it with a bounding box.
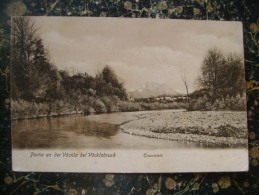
[191,93,246,111]
[117,101,142,112]
[11,100,36,118]
[83,105,95,115]
[101,96,120,113]
[37,102,49,115]
[93,99,107,114]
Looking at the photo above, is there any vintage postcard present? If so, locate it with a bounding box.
[11,17,248,172]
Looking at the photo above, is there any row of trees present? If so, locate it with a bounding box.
[11,17,129,117]
[11,17,246,117]
[10,17,185,119]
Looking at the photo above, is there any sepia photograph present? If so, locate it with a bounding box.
[11,17,248,172]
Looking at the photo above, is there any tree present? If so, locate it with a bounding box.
[101,65,121,88]
[196,48,245,102]
[225,53,245,97]
[11,17,38,61]
[181,73,191,110]
[32,38,49,68]
[196,48,225,101]
[11,17,39,99]
[95,65,127,99]
[11,17,58,101]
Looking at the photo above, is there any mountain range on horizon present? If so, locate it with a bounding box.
[128,82,181,99]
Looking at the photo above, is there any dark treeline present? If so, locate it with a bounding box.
[11,17,127,118]
[11,17,185,119]
[11,17,127,102]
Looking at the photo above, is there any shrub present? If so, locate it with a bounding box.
[101,96,120,113]
[93,99,107,114]
[83,105,95,115]
[117,101,142,112]
[191,93,246,111]
[36,102,49,116]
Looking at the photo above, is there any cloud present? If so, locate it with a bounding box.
[34,17,244,93]
[41,31,74,47]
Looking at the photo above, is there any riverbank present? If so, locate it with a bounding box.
[11,111,84,120]
[11,99,187,120]
[120,111,248,147]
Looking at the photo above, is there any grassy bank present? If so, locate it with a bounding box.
[11,98,187,120]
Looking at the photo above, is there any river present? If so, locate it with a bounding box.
[12,109,240,149]
[12,110,249,172]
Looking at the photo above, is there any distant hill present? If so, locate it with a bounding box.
[128,82,180,99]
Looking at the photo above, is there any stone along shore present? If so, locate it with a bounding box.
[119,111,248,147]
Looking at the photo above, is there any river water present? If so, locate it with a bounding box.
[11,110,225,149]
[12,110,249,173]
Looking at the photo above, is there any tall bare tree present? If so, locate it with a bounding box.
[11,17,38,61]
[181,73,191,110]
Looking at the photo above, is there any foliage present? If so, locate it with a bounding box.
[11,97,187,118]
[10,17,187,118]
[101,96,120,113]
[191,93,246,111]
[92,99,107,114]
[197,48,245,100]
[10,17,128,115]
[192,48,246,111]
[11,17,58,100]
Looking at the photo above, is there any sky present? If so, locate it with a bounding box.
[33,17,244,94]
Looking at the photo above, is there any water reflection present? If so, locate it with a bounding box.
[12,110,245,149]
[12,115,119,149]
